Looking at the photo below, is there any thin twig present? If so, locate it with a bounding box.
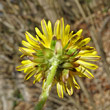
[74,0,110,80]
[37,0,58,24]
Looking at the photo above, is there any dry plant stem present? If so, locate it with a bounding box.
[0,75,14,110]
[74,0,96,110]
[98,16,110,67]
[37,0,58,24]
[76,77,95,106]
[87,8,110,79]
[75,0,110,108]
[35,60,59,110]
[75,0,110,79]
[64,93,85,110]
[14,72,31,102]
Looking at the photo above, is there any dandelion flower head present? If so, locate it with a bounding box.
[16,18,100,98]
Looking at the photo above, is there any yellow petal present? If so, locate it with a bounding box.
[16,60,36,71]
[21,60,34,65]
[60,18,64,39]
[24,68,36,80]
[81,46,94,50]
[37,35,50,48]
[76,60,98,70]
[25,32,39,49]
[22,40,34,49]
[78,50,98,56]
[41,19,48,37]
[19,47,35,56]
[69,29,83,40]
[76,66,94,79]
[66,78,73,95]
[74,38,91,48]
[40,20,52,47]
[65,24,70,36]
[70,70,85,77]
[79,55,100,61]
[78,50,95,55]
[57,82,63,98]
[16,64,32,71]
[48,20,52,40]
[62,24,70,47]
[75,29,83,37]
[72,76,80,89]
[24,67,32,73]
[33,73,42,84]
[54,20,60,39]
[79,38,91,46]
[35,27,47,43]
[68,33,81,49]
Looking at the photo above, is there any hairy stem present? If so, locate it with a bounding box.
[35,60,59,110]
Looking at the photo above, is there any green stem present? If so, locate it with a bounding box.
[35,60,59,110]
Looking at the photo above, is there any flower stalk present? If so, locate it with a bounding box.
[35,60,59,110]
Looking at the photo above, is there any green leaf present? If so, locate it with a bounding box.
[35,50,43,57]
[50,39,56,50]
[43,48,53,59]
[33,57,45,63]
[66,48,76,55]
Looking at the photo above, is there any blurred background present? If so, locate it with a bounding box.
[0,0,110,110]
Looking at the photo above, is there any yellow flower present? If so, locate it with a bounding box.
[16,18,100,98]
